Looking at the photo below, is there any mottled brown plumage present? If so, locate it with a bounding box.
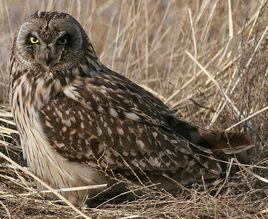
[9,11,253,207]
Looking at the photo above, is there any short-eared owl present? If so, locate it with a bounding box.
[9,11,253,206]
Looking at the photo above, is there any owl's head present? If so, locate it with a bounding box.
[15,11,95,72]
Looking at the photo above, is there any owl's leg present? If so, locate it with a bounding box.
[85,181,138,208]
[64,190,89,207]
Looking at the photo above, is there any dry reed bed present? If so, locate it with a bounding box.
[0,0,267,218]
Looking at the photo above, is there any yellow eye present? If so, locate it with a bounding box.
[29,36,39,44]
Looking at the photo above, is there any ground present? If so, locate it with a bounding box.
[0,1,268,218]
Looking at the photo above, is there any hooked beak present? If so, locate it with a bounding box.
[43,50,54,66]
[36,47,60,68]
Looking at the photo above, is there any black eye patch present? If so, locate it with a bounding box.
[57,34,72,46]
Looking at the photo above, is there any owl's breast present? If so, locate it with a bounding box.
[10,72,60,165]
[10,72,105,206]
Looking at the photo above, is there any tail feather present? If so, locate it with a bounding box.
[167,116,254,179]
[197,129,254,153]
[168,116,254,154]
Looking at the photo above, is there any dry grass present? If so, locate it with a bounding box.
[0,0,267,218]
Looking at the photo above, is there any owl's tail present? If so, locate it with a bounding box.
[195,128,254,154]
[170,118,254,154]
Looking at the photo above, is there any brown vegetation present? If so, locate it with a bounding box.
[0,0,267,218]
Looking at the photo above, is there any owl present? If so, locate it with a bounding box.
[9,11,253,207]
